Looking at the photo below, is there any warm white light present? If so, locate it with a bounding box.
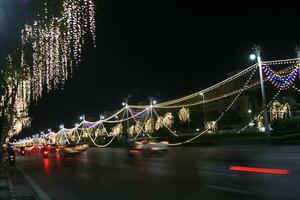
[122,102,126,106]
[200,92,204,96]
[196,128,200,132]
[248,109,252,114]
[250,54,256,60]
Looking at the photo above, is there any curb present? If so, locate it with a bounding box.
[6,168,16,200]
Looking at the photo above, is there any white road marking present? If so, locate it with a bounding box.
[17,166,52,200]
[6,168,16,200]
[206,184,252,195]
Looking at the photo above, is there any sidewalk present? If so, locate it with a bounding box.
[0,162,38,200]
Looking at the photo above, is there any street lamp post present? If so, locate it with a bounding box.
[123,95,130,140]
[251,45,270,137]
[200,92,207,127]
[296,44,300,81]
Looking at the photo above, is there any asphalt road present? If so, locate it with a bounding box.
[16,146,300,200]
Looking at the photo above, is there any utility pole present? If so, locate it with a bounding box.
[200,92,206,128]
[295,44,300,81]
[252,44,270,138]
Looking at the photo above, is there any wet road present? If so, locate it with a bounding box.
[17,146,300,200]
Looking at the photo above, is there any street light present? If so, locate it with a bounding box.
[152,100,157,105]
[79,114,85,121]
[295,44,300,81]
[248,109,252,114]
[200,92,207,126]
[250,54,256,60]
[251,44,270,136]
[122,102,126,106]
[59,124,64,129]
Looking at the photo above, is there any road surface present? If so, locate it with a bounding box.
[16,146,300,200]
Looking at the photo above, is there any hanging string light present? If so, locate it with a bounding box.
[111,123,123,136]
[134,122,142,135]
[2,0,97,139]
[144,118,154,134]
[163,112,174,128]
[263,65,298,90]
[127,125,135,136]
[178,107,190,124]
[13,58,300,147]
[155,117,164,131]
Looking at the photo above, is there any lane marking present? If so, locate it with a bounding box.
[206,185,252,195]
[16,166,52,200]
[197,169,238,178]
[229,165,289,175]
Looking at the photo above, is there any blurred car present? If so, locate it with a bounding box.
[51,144,61,153]
[41,146,50,158]
[63,143,88,154]
[128,138,168,155]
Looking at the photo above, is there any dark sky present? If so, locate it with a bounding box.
[1,1,300,135]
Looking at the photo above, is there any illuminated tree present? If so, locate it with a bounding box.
[0,0,96,147]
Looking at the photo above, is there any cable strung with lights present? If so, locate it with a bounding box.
[13,57,300,148]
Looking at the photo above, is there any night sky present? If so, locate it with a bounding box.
[0,1,299,135]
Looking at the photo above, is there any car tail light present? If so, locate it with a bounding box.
[129,149,142,154]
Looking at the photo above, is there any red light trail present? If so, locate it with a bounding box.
[229,166,289,175]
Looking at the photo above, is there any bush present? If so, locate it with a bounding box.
[271,116,300,130]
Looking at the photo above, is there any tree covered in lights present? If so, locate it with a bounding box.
[0,0,96,148]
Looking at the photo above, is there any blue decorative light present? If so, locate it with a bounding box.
[263,66,299,90]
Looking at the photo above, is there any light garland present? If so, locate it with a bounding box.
[237,89,282,134]
[263,65,298,90]
[2,0,97,139]
[14,58,300,148]
[178,107,190,124]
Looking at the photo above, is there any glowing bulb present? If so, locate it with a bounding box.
[250,54,256,60]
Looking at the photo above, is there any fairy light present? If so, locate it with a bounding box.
[4,0,96,138]
[178,107,191,123]
[263,65,298,90]
[14,58,300,147]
